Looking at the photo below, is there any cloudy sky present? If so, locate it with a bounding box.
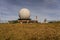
[0,0,60,22]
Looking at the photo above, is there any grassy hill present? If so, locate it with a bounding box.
[0,23,60,40]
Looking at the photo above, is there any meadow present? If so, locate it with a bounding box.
[0,23,60,40]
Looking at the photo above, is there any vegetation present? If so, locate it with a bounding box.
[0,23,60,40]
[8,20,18,24]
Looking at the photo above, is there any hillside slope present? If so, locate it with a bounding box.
[0,23,60,40]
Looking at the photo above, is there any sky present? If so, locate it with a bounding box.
[0,0,60,22]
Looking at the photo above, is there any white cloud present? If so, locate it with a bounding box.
[0,0,60,22]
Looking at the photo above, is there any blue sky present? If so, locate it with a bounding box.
[0,0,60,22]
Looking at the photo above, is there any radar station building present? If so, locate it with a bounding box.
[18,8,38,23]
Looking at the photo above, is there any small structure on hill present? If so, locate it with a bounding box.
[18,8,38,23]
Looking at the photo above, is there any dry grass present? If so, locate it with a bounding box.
[0,23,60,40]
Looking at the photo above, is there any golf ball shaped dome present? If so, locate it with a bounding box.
[19,8,30,19]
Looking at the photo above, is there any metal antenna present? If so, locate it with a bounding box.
[35,16,38,21]
[44,18,47,23]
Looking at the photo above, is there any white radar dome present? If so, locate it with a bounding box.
[19,8,30,19]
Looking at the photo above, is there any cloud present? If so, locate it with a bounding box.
[0,0,60,22]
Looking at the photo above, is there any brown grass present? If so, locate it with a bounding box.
[0,23,60,40]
